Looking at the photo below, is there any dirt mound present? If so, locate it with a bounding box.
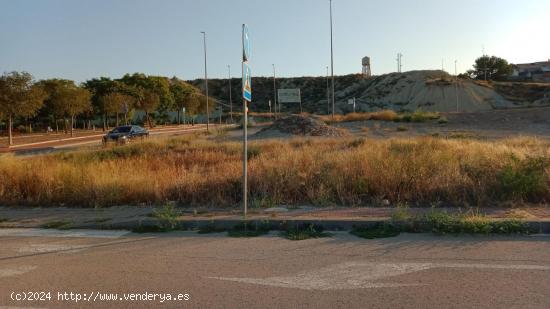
[350,70,520,113]
[256,115,347,138]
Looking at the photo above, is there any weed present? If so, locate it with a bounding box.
[227,221,271,237]
[281,223,332,240]
[497,157,549,202]
[397,111,440,123]
[152,204,181,230]
[397,125,408,132]
[247,145,262,160]
[351,223,401,239]
[391,205,412,221]
[132,224,171,233]
[0,218,9,223]
[348,138,366,148]
[41,220,73,230]
[197,223,227,234]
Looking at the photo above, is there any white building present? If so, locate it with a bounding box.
[511,60,550,82]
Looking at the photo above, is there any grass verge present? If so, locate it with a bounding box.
[41,220,73,230]
[227,221,271,237]
[352,210,535,239]
[280,223,332,240]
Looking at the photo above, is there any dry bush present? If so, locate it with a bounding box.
[0,136,548,208]
[319,110,399,124]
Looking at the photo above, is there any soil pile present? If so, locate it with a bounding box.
[256,115,347,138]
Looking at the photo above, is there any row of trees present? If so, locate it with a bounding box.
[0,72,213,146]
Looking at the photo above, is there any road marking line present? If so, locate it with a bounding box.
[0,228,130,238]
[0,266,36,278]
[210,261,550,290]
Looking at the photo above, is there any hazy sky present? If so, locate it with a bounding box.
[1,0,549,82]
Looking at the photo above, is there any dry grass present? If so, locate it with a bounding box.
[320,110,399,124]
[0,136,548,208]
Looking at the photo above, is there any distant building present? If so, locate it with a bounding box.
[511,60,550,82]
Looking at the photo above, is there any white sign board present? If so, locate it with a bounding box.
[277,89,301,103]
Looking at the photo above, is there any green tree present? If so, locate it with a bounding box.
[83,78,121,131]
[135,89,160,128]
[119,73,174,123]
[60,86,91,137]
[39,79,76,133]
[468,56,513,81]
[100,92,135,127]
[0,72,46,146]
[170,78,197,124]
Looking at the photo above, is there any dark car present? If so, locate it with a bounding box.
[102,125,149,145]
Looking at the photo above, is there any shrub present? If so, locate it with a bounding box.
[497,157,549,202]
[281,223,332,240]
[152,204,181,230]
[350,223,401,239]
[227,221,271,237]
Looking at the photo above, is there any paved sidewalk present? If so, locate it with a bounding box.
[1,206,549,231]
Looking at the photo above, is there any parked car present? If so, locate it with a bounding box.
[102,125,149,145]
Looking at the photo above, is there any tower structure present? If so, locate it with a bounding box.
[362,56,371,77]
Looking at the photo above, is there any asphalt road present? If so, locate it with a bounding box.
[1,124,224,156]
[0,229,549,309]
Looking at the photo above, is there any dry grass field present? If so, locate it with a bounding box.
[0,134,548,208]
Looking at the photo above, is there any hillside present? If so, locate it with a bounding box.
[188,70,550,114]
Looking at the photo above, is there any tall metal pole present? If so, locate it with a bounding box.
[483,45,487,81]
[201,31,209,131]
[242,25,248,220]
[272,64,277,118]
[329,0,335,118]
[455,60,459,112]
[326,66,330,115]
[228,65,233,122]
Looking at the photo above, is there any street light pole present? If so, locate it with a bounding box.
[272,64,277,118]
[201,31,209,131]
[228,65,233,122]
[329,0,335,119]
[455,60,459,113]
[326,66,330,115]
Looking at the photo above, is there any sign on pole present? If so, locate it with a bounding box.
[241,24,251,219]
[243,62,252,102]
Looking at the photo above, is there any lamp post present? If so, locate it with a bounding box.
[455,60,459,113]
[329,0,335,118]
[326,66,330,115]
[228,65,233,122]
[201,31,209,131]
[272,64,277,117]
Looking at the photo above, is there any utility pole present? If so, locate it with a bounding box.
[326,66,330,115]
[272,64,277,118]
[397,53,403,73]
[228,65,233,123]
[329,0,335,118]
[201,31,209,131]
[483,45,487,81]
[455,60,459,113]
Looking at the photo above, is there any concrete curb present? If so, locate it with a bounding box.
[40,218,550,234]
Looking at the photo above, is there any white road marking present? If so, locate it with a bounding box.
[18,244,87,254]
[0,228,130,239]
[0,266,36,278]
[211,261,550,290]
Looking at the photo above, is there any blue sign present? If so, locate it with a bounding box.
[243,62,252,102]
[242,24,251,62]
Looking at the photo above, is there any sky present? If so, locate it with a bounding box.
[1,0,549,83]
